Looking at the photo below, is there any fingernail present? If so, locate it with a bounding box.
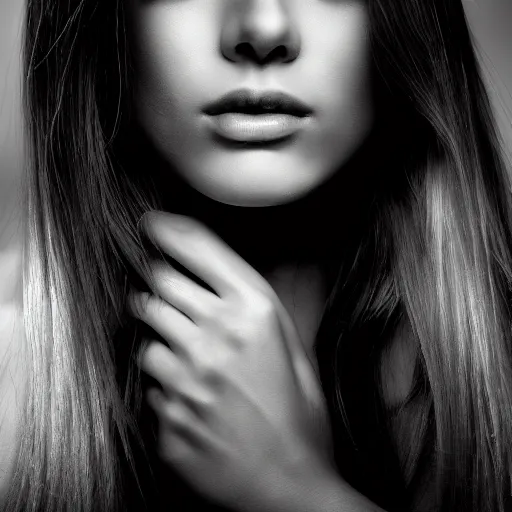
[166,213,192,233]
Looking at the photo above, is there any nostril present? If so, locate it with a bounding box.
[235,42,288,65]
[234,42,257,60]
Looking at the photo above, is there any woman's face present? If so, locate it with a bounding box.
[129,0,374,207]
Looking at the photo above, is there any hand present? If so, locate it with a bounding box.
[128,211,336,511]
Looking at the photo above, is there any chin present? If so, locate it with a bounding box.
[195,191,301,208]
[174,159,333,208]
[187,179,319,208]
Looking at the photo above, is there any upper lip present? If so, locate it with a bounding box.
[202,88,313,117]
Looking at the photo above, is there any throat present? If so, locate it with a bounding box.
[263,262,328,365]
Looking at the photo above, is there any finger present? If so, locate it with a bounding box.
[138,340,192,399]
[148,388,201,454]
[150,260,221,324]
[142,347,216,421]
[140,210,272,301]
[128,291,201,360]
[148,388,218,455]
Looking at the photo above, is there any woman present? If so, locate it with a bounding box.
[2,0,512,511]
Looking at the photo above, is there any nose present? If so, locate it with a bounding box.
[221,0,300,66]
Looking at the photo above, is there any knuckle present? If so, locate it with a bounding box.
[137,341,169,378]
[213,291,278,347]
[151,262,177,290]
[196,300,217,322]
[147,295,166,318]
[192,356,220,378]
[129,291,151,318]
[201,368,227,392]
[184,389,216,413]
[192,353,228,386]
[243,290,277,321]
[214,316,246,349]
[163,401,190,426]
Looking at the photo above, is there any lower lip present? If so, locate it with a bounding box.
[205,113,311,142]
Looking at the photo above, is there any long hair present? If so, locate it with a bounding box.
[6,0,512,511]
[316,1,512,511]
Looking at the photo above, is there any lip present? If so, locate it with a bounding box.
[205,113,312,143]
[202,88,314,118]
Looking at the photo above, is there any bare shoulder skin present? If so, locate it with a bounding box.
[0,302,25,504]
[0,219,26,504]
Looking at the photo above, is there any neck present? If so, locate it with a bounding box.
[126,124,381,285]
[152,165,356,355]
[158,172,342,275]
[126,127,381,351]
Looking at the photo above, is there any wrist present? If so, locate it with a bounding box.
[258,465,387,512]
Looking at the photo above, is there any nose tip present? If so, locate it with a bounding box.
[221,1,300,66]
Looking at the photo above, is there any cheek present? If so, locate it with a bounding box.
[133,27,206,165]
[309,10,374,152]
[132,8,209,121]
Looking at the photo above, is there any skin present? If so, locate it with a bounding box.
[128,212,386,512]
[126,1,384,510]
[130,0,374,209]
[128,0,376,351]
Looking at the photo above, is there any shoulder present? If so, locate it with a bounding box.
[0,221,26,504]
[0,300,27,505]
[379,316,418,408]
